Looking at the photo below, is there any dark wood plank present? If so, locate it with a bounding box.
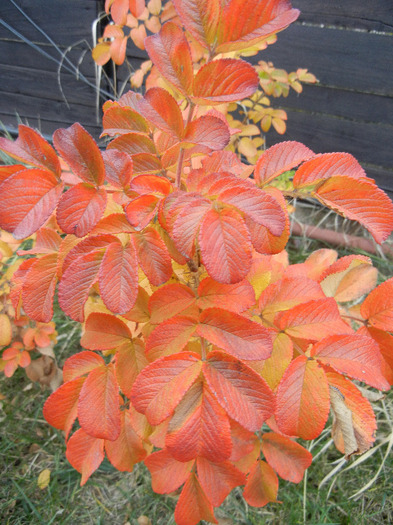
[0,0,102,48]
[293,0,393,32]
[276,85,393,127]
[251,25,393,96]
[267,110,393,169]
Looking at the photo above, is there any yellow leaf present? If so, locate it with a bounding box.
[272,118,286,135]
[238,137,257,159]
[239,124,260,136]
[147,0,161,15]
[37,469,51,490]
[0,314,12,346]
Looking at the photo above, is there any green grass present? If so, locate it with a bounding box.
[1,241,393,524]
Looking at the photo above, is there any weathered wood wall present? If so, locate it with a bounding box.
[0,0,392,196]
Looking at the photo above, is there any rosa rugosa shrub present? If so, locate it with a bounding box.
[1,1,393,524]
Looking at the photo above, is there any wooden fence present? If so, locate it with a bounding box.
[0,0,392,196]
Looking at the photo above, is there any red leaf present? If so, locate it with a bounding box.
[217,0,299,54]
[102,150,133,188]
[361,327,393,385]
[255,141,314,186]
[58,249,105,322]
[243,459,279,508]
[0,164,25,184]
[66,428,104,485]
[311,334,389,390]
[315,176,393,244]
[56,184,107,237]
[0,169,63,239]
[78,364,121,440]
[197,308,272,361]
[63,351,105,382]
[199,207,252,284]
[197,457,245,506]
[218,186,286,236]
[99,241,138,314]
[293,152,366,189]
[172,0,220,49]
[361,277,393,331]
[139,87,184,138]
[53,123,105,186]
[145,448,194,494]
[172,196,211,258]
[197,277,255,313]
[261,433,312,483]
[43,377,86,439]
[107,133,156,155]
[276,356,330,439]
[146,316,198,361]
[81,313,132,350]
[149,284,197,325]
[192,59,258,104]
[203,352,274,431]
[105,410,147,471]
[0,124,61,176]
[18,227,62,255]
[102,106,149,136]
[125,194,160,230]
[61,234,116,275]
[174,472,217,525]
[184,115,230,150]
[276,298,352,341]
[22,253,58,322]
[130,352,203,425]
[133,228,172,286]
[145,22,193,95]
[166,380,232,462]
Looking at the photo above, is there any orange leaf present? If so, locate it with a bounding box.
[148,283,197,324]
[78,363,121,440]
[43,377,86,439]
[139,87,184,139]
[261,333,293,390]
[192,59,258,104]
[81,313,132,350]
[172,0,220,49]
[325,370,377,456]
[361,326,393,385]
[0,169,63,239]
[166,380,232,462]
[105,410,147,471]
[315,176,393,244]
[197,457,245,506]
[66,428,104,485]
[130,352,203,425]
[172,196,211,258]
[276,298,352,341]
[133,228,172,285]
[144,22,193,95]
[58,249,105,322]
[22,253,58,322]
[56,184,107,237]
[53,123,105,186]
[361,277,393,331]
[0,124,61,176]
[102,150,133,188]
[199,207,252,284]
[107,133,156,155]
[99,241,138,314]
[261,432,312,483]
[115,339,148,397]
[311,334,389,390]
[197,308,273,361]
[243,459,279,508]
[102,106,149,137]
[276,356,330,439]
[293,152,366,189]
[174,472,217,525]
[145,448,194,494]
[203,351,274,431]
[63,351,105,382]
[184,115,230,150]
[197,277,255,313]
[254,141,313,186]
[146,316,198,361]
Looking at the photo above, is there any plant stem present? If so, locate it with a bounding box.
[175,102,195,189]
